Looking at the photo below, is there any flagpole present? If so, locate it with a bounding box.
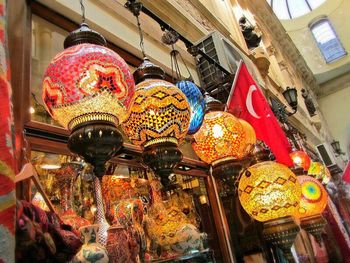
[225,59,243,111]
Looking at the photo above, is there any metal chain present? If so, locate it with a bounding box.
[136,15,146,58]
[79,0,86,23]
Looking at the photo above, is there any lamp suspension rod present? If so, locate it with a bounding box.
[130,3,231,76]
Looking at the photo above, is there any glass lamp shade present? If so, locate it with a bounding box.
[42,43,135,130]
[238,161,301,222]
[122,79,191,146]
[192,111,254,164]
[294,175,328,219]
[282,86,298,110]
[238,119,257,158]
[308,161,331,184]
[290,150,311,171]
[176,80,205,135]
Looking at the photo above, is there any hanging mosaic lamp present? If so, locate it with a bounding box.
[308,161,331,185]
[238,161,301,261]
[192,93,256,182]
[176,80,205,135]
[122,58,191,188]
[42,23,135,177]
[294,175,328,244]
[290,150,311,172]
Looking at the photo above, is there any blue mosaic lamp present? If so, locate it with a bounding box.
[176,80,205,135]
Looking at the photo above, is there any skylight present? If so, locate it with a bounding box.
[267,0,326,20]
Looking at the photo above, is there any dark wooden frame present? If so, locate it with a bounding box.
[8,1,233,262]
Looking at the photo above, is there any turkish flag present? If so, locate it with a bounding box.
[226,62,293,166]
[342,161,350,184]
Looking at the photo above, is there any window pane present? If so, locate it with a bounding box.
[288,0,310,18]
[307,0,326,9]
[273,0,291,20]
[311,20,347,63]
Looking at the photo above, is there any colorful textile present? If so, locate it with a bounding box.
[0,0,16,262]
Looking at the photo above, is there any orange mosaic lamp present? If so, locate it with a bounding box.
[123,58,191,189]
[295,175,328,244]
[42,23,135,177]
[290,150,311,171]
[192,93,256,182]
[308,161,331,185]
[238,161,301,260]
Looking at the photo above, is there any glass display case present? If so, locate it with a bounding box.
[29,150,222,262]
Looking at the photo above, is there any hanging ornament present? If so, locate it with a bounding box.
[192,93,255,183]
[124,1,191,190]
[290,150,311,172]
[42,1,134,177]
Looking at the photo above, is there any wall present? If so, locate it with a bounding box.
[318,86,350,158]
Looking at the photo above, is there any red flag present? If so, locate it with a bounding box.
[226,62,293,166]
[342,161,350,184]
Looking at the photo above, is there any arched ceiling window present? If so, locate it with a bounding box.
[267,0,326,20]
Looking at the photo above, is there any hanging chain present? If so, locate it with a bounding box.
[80,0,86,23]
[136,15,146,58]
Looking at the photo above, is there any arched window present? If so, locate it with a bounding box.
[310,18,347,63]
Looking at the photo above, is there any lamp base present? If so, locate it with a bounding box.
[262,216,300,262]
[142,140,182,190]
[212,158,244,188]
[68,121,123,177]
[300,214,327,245]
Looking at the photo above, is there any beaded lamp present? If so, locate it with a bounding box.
[122,58,191,188]
[290,150,311,172]
[308,161,331,185]
[42,23,134,177]
[176,80,205,135]
[192,93,256,183]
[238,161,301,261]
[295,175,328,244]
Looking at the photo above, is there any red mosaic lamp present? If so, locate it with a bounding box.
[290,150,311,173]
[42,23,135,177]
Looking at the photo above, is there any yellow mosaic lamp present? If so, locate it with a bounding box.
[123,58,191,188]
[308,161,331,185]
[295,175,328,244]
[192,93,256,183]
[238,161,301,261]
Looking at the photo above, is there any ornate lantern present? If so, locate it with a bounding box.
[192,94,256,182]
[238,161,301,261]
[308,161,331,185]
[294,176,328,244]
[122,58,191,188]
[290,150,311,172]
[42,23,135,177]
[176,80,205,135]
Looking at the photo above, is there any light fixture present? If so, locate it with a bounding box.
[290,150,311,172]
[308,161,331,185]
[124,1,191,190]
[331,140,345,156]
[176,80,205,135]
[192,93,256,183]
[41,1,134,246]
[161,31,205,135]
[294,175,328,244]
[282,86,298,115]
[238,161,301,260]
[42,21,134,177]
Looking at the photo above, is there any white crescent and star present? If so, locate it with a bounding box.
[246,85,260,119]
